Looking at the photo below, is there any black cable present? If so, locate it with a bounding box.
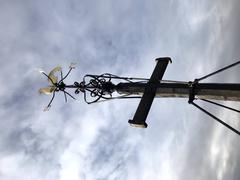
[85,74,149,82]
[85,95,142,104]
[199,99,240,113]
[190,101,240,136]
[197,60,240,82]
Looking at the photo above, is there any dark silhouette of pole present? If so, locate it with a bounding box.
[116,82,240,101]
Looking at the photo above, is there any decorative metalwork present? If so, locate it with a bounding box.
[74,74,116,104]
[39,64,76,111]
[73,73,148,104]
[39,66,144,110]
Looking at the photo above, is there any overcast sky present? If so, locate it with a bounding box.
[0,0,240,180]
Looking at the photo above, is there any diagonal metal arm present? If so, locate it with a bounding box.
[128,89,155,128]
[199,98,240,113]
[128,57,171,128]
[197,60,240,82]
[190,101,240,136]
[149,57,172,82]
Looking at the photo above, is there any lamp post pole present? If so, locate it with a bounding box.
[116,82,240,102]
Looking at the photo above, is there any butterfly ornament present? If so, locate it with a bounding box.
[39,64,76,111]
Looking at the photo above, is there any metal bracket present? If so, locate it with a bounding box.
[188,79,198,103]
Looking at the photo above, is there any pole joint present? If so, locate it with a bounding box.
[188,79,198,104]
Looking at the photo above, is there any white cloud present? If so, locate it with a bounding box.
[0,0,239,180]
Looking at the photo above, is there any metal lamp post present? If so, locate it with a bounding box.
[39,58,240,135]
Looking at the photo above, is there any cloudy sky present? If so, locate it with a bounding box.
[0,0,240,180]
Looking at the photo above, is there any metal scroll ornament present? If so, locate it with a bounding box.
[74,74,116,104]
[39,65,133,110]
